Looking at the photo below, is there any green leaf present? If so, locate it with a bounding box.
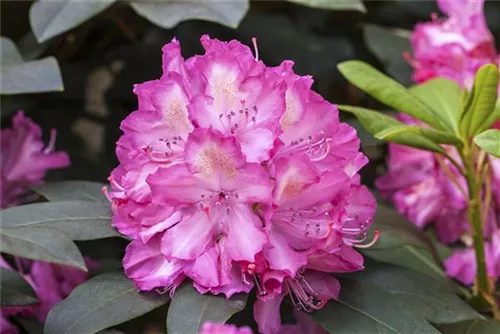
[460,64,499,137]
[338,105,446,154]
[409,78,461,134]
[129,0,249,30]
[0,37,63,95]
[478,99,500,134]
[286,0,366,12]
[374,125,463,146]
[0,267,38,306]
[33,181,107,202]
[29,0,117,43]
[312,262,481,333]
[44,272,168,334]
[361,206,446,279]
[1,201,120,240]
[0,226,86,270]
[363,24,412,85]
[473,129,500,157]
[167,283,248,334]
[436,318,500,334]
[337,60,448,131]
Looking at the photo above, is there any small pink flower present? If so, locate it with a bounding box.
[408,0,498,88]
[0,256,94,324]
[444,230,500,285]
[1,111,70,208]
[200,322,253,334]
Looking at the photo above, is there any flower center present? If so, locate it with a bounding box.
[218,100,259,135]
[285,273,326,312]
[278,131,332,162]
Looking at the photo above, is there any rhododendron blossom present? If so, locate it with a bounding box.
[0,113,88,333]
[408,0,499,89]
[200,322,253,334]
[0,257,93,329]
[106,35,376,333]
[1,111,70,208]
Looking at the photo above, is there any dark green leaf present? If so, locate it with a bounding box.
[33,181,107,202]
[409,78,461,135]
[337,61,448,130]
[313,262,480,333]
[338,105,446,154]
[361,206,445,279]
[286,0,366,12]
[129,0,249,29]
[473,129,500,157]
[0,226,86,270]
[1,201,119,240]
[44,272,168,334]
[0,267,38,306]
[460,64,499,137]
[167,283,248,334]
[436,318,500,334]
[29,0,117,43]
[1,37,63,95]
[363,24,412,85]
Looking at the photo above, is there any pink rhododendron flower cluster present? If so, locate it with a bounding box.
[1,111,70,208]
[377,0,500,287]
[0,257,93,333]
[0,112,91,333]
[200,322,253,334]
[407,0,500,89]
[105,35,377,333]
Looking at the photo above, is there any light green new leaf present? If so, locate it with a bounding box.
[33,181,107,202]
[337,61,448,130]
[1,37,63,95]
[459,64,499,137]
[286,0,366,12]
[409,78,461,134]
[0,267,38,307]
[129,0,249,29]
[44,272,169,334]
[30,0,117,42]
[0,226,86,270]
[312,262,481,333]
[338,105,445,154]
[375,124,463,147]
[1,201,120,240]
[473,129,500,157]
[167,283,248,334]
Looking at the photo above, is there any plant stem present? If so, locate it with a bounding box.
[461,147,489,303]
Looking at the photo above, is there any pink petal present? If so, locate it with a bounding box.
[444,248,476,285]
[184,246,220,288]
[307,246,364,273]
[254,293,285,334]
[265,233,308,276]
[123,238,184,291]
[301,271,340,301]
[184,128,246,182]
[225,205,267,262]
[148,164,212,205]
[161,209,215,260]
